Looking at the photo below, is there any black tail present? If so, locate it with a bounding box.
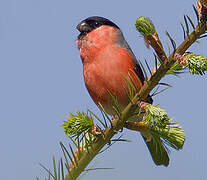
[142,135,169,166]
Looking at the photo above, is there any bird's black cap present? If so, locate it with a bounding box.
[77,16,119,39]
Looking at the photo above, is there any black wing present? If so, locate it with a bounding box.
[116,29,153,103]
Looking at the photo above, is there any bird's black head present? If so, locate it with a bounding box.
[77,16,119,39]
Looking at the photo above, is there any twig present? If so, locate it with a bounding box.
[64,21,207,180]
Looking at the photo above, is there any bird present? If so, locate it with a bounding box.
[76,16,169,166]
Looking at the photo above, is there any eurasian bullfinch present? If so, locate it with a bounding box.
[76,16,169,166]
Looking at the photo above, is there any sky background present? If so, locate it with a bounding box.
[0,0,207,180]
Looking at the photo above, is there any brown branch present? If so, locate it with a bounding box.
[133,22,207,103]
[145,32,168,62]
[64,21,207,180]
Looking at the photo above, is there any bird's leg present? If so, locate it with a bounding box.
[124,101,152,142]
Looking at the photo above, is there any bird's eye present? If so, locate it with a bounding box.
[94,21,99,27]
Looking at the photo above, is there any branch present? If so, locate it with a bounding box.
[64,21,207,180]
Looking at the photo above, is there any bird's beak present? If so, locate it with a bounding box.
[76,22,91,33]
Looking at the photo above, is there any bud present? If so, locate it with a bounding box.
[183,52,207,75]
[135,16,156,37]
[197,0,207,22]
[201,0,207,8]
[135,16,166,61]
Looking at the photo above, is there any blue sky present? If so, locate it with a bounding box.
[0,0,207,179]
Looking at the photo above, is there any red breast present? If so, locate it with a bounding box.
[78,25,142,115]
